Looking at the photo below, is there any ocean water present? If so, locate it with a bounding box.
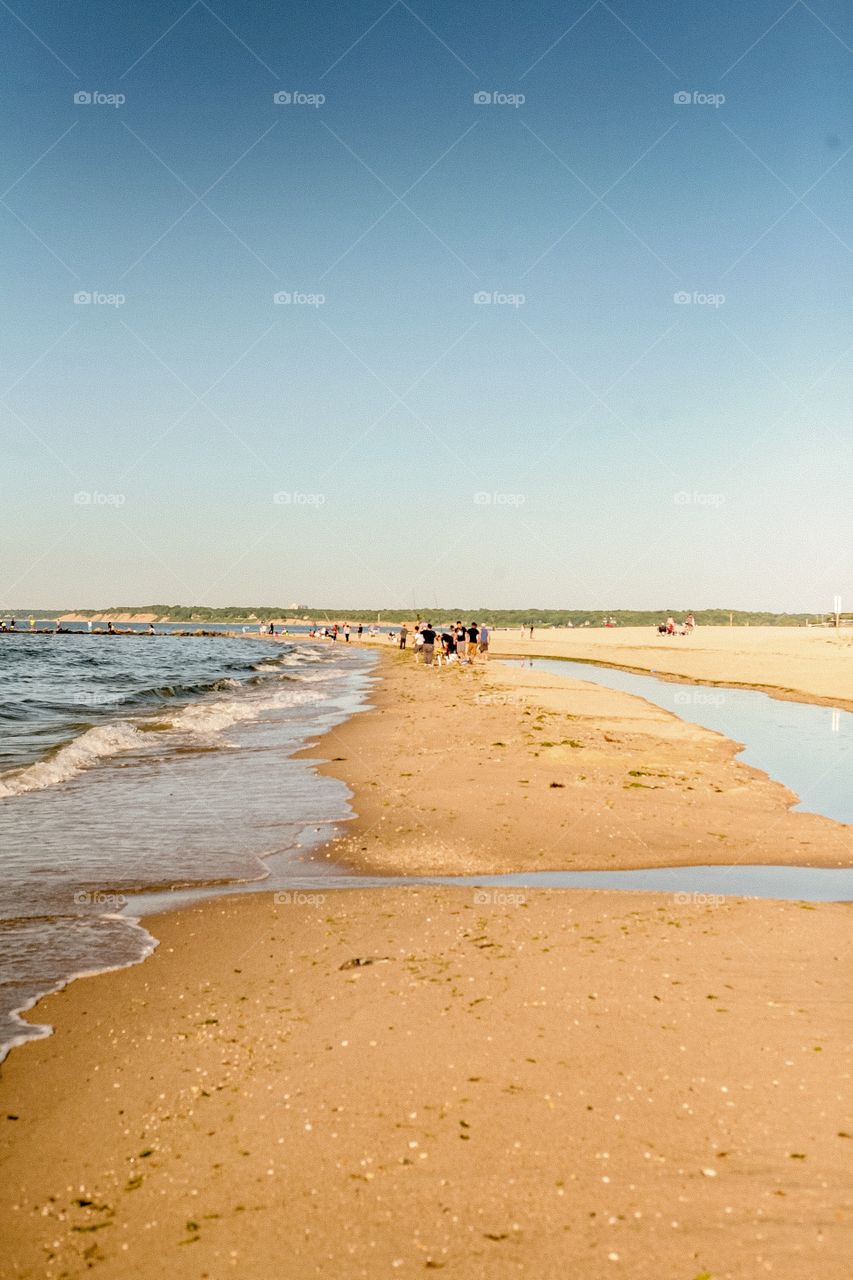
[0,633,377,1057]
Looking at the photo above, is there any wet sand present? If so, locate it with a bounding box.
[2,649,852,1279]
[312,653,853,874]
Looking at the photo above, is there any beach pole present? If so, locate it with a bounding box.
[833,594,842,628]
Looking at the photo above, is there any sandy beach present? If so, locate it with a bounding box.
[2,641,852,1278]
[485,625,853,710]
[312,652,853,875]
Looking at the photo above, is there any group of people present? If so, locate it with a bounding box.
[0,617,160,634]
[309,623,365,642]
[658,614,695,636]
[396,620,490,666]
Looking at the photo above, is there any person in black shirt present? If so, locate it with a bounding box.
[420,622,436,665]
[454,620,466,658]
[466,622,479,660]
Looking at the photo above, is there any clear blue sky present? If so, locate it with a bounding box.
[3,0,852,611]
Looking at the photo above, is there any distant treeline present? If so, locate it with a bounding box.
[22,605,820,627]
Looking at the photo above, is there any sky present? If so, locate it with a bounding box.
[3,0,853,612]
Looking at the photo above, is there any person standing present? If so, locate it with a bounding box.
[399,624,408,650]
[478,623,490,658]
[357,623,363,639]
[455,620,467,658]
[420,621,436,665]
[466,621,479,661]
[344,623,351,643]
